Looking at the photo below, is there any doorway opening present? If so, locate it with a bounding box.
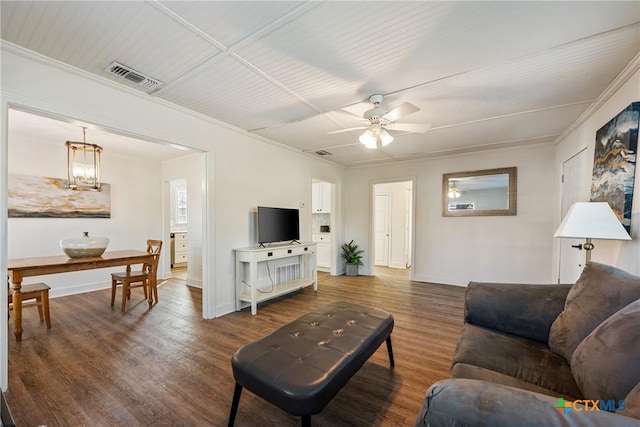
[169,178,188,280]
[372,180,414,278]
[311,179,335,274]
[6,106,209,313]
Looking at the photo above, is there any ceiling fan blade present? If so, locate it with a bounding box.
[383,102,420,122]
[386,123,431,133]
[331,108,367,121]
[327,126,368,135]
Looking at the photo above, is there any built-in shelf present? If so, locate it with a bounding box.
[239,277,316,304]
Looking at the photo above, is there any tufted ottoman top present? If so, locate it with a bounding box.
[231,301,394,416]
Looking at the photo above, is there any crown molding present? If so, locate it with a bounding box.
[0,41,321,161]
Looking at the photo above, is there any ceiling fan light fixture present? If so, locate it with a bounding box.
[380,129,394,146]
[448,182,461,199]
[359,130,377,149]
[330,94,429,149]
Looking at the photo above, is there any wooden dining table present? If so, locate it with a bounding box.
[7,250,156,342]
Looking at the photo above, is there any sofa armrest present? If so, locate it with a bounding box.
[465,282,571,343]
[416,379,639,427]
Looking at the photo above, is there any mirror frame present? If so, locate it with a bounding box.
[442,167,517,217]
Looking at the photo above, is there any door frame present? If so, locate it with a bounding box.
[311,178,337,275]
[369,177,416,278]
[557,146,590,283]
[1,100,215,392]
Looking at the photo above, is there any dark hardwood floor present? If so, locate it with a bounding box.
[6,267,465,426]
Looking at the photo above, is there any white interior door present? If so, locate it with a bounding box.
[374,194,391,266]
[559,148,591,283]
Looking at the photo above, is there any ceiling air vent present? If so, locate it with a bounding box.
[105,61,163,90]
[315,150,332,156]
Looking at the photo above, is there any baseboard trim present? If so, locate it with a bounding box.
[412,274,467,287]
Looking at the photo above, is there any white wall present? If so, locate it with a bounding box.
[553,59,640,276]
[1,44,344,390]
[345,143,557,285]
[7,128,164,296]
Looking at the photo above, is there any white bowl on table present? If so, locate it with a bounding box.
[60,233,109,258]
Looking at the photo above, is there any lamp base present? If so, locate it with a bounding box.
[584,238,594,264]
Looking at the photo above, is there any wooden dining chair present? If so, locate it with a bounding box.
[110,239,162,312]
[8,282,52,329]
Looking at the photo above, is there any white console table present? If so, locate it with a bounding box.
[234,242,317,315]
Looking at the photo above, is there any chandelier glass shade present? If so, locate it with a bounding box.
[66,127,103,191]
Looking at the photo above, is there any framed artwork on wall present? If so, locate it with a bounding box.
[590,102,639,233]
[8,173,111,218]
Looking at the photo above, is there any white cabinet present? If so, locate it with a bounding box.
[317,243,331,268]
[313,234,331,269]
[171,232,187,267]
[235,242,317,315]
[312,182,331,213]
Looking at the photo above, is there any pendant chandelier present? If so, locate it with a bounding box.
[66,126,103,191]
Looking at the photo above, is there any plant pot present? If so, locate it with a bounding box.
[345,263,359,276]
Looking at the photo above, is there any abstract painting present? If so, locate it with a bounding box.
[590,102,639,233]
[8,174,111,218]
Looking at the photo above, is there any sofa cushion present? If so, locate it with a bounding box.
[571,299,640,405]
[549,262,640,361]
[451,363,579,401]
[416,379,640,427]
[464,282,571,343]
[453,323,581,398]
[622,383,640,419]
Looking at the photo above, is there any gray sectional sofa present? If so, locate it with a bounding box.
[417,262,640,426]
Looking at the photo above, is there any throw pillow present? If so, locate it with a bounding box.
[549,262,640,361]
[571,299,640,405]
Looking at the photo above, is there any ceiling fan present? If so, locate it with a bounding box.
[328,94,431,149]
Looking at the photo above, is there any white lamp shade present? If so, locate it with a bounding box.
[379,129,394,146]
[554,202,631,240]
[359,130,377,149]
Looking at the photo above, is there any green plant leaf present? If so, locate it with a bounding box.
[341,239,364,266]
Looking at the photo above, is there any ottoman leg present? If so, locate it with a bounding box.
[302,415,311,427]
[386,336,395,368]
[228,383,243,427]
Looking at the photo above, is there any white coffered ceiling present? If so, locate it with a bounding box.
[2,1,639,167]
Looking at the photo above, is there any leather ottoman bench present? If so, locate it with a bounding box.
[228,301,395,426]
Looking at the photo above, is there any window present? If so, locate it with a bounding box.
[176,190,187,224]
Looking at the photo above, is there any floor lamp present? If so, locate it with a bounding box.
[554,202,631,263]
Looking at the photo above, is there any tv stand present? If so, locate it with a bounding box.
[234,242,317,315]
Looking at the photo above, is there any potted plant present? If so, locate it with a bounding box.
[341,240,364,276]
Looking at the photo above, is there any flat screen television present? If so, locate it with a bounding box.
[257,206,300,245]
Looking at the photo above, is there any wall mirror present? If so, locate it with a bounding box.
[442,167,517,217]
